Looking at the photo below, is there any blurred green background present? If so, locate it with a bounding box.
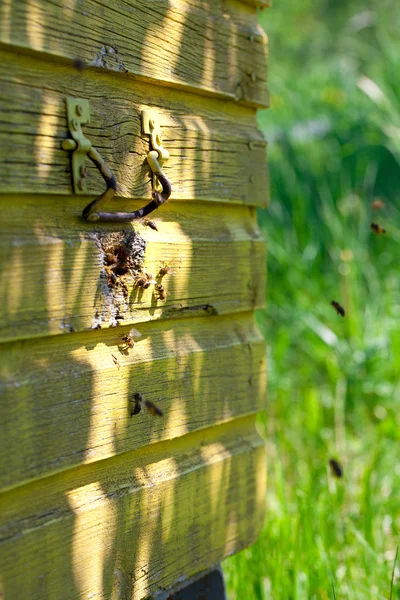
[223,1,400,598]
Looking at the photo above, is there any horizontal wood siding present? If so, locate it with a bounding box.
[0,313,267,491]
[0,197,266,342]
[0,0,268,106]
[0,50,268,205]
[0,419,266,600]
[0,0,269,597]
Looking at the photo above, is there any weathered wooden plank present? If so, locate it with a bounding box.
[0,0,268,107]
[0,196,266,342]
[0,313,267,491]
[0,418,266,600]
[0,49,269,205]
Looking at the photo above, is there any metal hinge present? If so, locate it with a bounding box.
[62,98,171,222]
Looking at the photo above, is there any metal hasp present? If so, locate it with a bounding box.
[142,109,170,193]
[61,98,92,194]
[61,97,117,221]
[62,99,171,222]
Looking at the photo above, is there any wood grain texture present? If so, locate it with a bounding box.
[0,312,267,491]
[0,418,266,600]
[0,0,268,107]
[0,0,269,589]
[0,196,266,343]
[0,49,268,205]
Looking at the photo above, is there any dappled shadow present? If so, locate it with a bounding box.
[0,0,267,103]
[0,0,268,597]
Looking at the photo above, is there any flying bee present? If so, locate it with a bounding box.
[331,301,345,317]
[130,392,143,416]
[329,458,343,479]
[154,283,167,301]
[371,199,385,210]
[158,260,175,278]
[371,222,386,235]
[145,400,163,417]
[119,327,142,352]
[134,268,157,289]
[142,219,158,231]
[111,353,121,369]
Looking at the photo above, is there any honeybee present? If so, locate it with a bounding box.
[371,222,386,235]
[329,458,343,479]
[371,199,385,210]
[145,400,163,417]
[104,252,118,266]
[134,269,156,289]
[331,301,345,317]
[119,327,142,351]
[142,219,158,231]
[73,57,86,72]
[158,260,174,278]
[131,392,143,416]
[111,353,121,369]
[154,283,167,301]
[104,265,117,286]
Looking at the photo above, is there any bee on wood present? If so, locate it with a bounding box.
[72,57,86,72]
[329,458,343,479]
[119,327,142,352]
[145,400,163,417]
[131,392,143,416]
[142,219,158,231]
[104,252,118,266]
[134,269,156,289]
[154,283,167,301]
[331,301,345,317]
[371,222,386,235]
[111,353,121,369]
[104,265,117,286]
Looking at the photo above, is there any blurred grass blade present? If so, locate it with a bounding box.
[390,546,399,600]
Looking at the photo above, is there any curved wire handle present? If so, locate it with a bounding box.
[82,150,171,222]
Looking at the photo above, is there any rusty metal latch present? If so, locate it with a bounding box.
[62,98,171,222]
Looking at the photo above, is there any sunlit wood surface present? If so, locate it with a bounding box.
[0,0,269,597]
[0,50,268,204]
[0,0,268,106]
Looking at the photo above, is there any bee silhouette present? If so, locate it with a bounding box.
[72,57,85,72]
[145,400,163,417]
[130,393,143,416]
[329,458,343,479]
[331,301,345,317]
[371,222,386,235]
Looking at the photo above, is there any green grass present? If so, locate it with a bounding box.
[223,1,400,597]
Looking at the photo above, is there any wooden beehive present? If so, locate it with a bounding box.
[0,0,269,597]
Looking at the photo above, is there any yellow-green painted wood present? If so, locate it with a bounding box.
[0,0,269,107]
[0,50,269,206]
[0,313,267,491]
[0,197,266,343]
[0,418,266,600]
[0,0,269,593]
